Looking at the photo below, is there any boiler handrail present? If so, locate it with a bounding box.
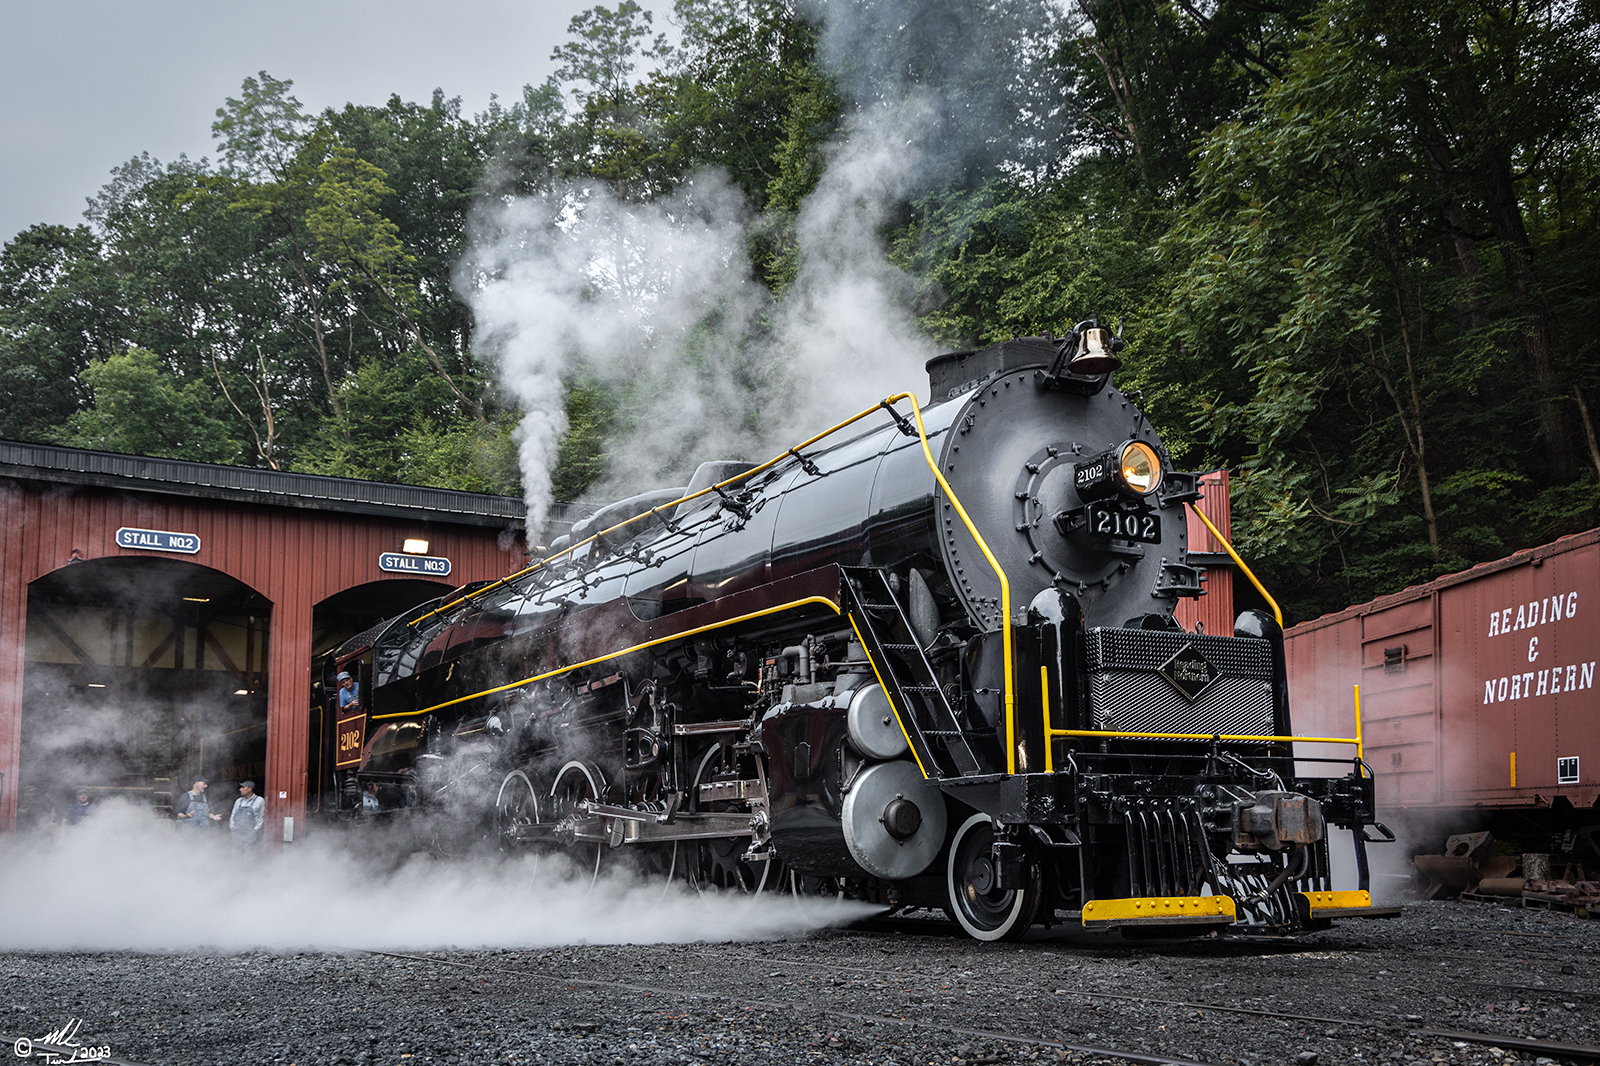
[392,391,1018,768]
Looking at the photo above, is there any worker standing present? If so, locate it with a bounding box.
[230,780,266,851]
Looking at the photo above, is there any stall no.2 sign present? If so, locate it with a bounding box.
[116,527,201,554]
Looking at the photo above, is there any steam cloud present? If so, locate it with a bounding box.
[461,119,936,531]
[0,801,877,951]
[460,0,1074,528]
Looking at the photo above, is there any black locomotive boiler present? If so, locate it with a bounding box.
[318,321,1396,939]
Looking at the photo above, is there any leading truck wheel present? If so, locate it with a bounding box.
[946,813,1040,941]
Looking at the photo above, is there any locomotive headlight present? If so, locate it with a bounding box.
[1118,442,1162,496]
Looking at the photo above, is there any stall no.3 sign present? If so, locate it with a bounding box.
[378,552,452,576]
[115,527,201,554]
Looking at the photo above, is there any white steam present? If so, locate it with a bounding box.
[461,0,1077,524]
[463,174,779,530]
[462,100,940,525]
[773,96,945,432]
[0,801,877,951]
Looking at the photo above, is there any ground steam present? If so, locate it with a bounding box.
[0,800,876,951]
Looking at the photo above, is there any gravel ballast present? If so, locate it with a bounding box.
[4,900,1598,1066]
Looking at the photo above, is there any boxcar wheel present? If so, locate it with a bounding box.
[946,813,1040,941]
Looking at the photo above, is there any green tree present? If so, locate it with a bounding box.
[58,348,239,462]
[0,225,120,440]
[1063,0,1315,191]
[552,1,675,195]
[1152,0,1600,618]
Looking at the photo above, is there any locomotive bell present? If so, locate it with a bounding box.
[1065,326,1122,376]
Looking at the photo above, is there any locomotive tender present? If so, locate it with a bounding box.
[322,322,1395,939]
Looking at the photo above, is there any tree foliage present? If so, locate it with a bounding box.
[1,0,1596,620]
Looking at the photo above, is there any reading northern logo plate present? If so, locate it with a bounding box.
[1158,642,1221,702]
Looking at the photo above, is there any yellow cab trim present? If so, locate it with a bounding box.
[1081,895,1237,927]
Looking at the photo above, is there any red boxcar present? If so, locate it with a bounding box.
[1286,528,1600,851]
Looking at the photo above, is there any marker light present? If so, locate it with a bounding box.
[1118,442,1162,495]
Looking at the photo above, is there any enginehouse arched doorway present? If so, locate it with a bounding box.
[306,579,453,820]
[22,557,271,818]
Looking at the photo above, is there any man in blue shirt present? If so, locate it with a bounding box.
[337,671,361,712]
[63,787,95,825]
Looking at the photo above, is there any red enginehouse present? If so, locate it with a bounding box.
[1286,528,1600,860]
[0,440,529,839]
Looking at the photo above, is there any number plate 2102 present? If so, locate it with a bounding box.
[1085,503,1161,543]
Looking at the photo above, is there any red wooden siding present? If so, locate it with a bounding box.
[1287,527,1600,815]
[1174,470,1235,636]
[0,480,523,836]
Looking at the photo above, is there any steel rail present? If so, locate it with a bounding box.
[359,950,1220,1066]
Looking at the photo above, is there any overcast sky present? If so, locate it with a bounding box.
[0,0,619,244]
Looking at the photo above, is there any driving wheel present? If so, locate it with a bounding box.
[493,769,540,853]
[688,744,770,893]
[551,759,607,885]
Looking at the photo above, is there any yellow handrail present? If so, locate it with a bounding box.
[1041,665,1055,773]
[398,389,1019,773]
[1353,684,1364,768]
[408,397,916,628]
[1048,727,1361,746]
[900,395,1017,774]
[1186,501,1282,629]
[847,613,930,780]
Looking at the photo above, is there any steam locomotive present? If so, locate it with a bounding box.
[316,321,1395,939]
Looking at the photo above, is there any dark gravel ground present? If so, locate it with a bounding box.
[3,899,1598,1066]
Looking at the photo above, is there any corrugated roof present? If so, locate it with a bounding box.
[1287,526,1600,635]
[0,439,529,529]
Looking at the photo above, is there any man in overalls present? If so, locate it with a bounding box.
[230,780,266,851]
[175,777,222,832]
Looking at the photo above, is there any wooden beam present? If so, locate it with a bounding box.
[142,626,179,669]
[203,630,244,680]
[30,605,96,666]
